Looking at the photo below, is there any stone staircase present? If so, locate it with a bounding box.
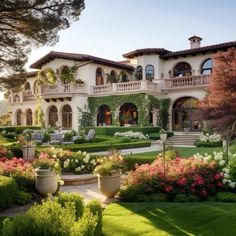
[166,132,200,146]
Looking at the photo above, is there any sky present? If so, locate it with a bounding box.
[1,0,236,100]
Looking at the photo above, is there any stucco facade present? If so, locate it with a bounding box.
[8,36,236,131]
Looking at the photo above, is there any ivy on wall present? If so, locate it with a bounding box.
[88,93,163,127]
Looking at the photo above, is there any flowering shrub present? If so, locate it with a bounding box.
[125,156,223,200]
[37,147,97,174]
[0,157,35,192]
[114,131,149,139]
[32,155,61,174]
[199,133,222,143]
[195,133,222,147]
[194,152,236,189]
[94,150,125,176]
[0,146,13,159]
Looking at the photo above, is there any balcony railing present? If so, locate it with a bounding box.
[23,94,36,102]
[164,75,210,90]
[91,80,158,95]
[41,83,86,96]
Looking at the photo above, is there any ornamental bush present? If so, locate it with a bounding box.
[0,175,17,209]
[123,157,224,201]
[2,200,75,236]
[0,157,35,192]
[114,131,149,140]
[215,192,236,202]
[195,133,222,147]
[54,192,84,220]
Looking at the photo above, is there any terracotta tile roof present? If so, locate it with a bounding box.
[161,41,236,58]
[123,48,170,59]
[123,41,236,59]
[30,51,134,71]
[26,71,38,78]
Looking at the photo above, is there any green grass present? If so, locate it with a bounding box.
[103,202,236,236]
[126,147,223,159]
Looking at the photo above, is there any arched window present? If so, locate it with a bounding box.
[96,68,104,85]
[201,58,212,75]
[24,82,31,90]
[145,65,154,81]
[97,105,112,126]
[48,106,58,127]
[16,110,22,126]
[136,66,143,80]
[120,71,128,82]
[62,105,72,128]
[26,109,33,126]
[33,81,39,94]
[119,103,138,126]
[174,62,192,77]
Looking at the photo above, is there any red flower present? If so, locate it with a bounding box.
[217,182,224,187]
[178,177,187,186]
[214,173,223,180]
[165,186,173,193]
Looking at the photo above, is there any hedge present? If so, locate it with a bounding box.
[84,126,160,136]
[149,131,174,140]
[0,126,41,134]
[124,156,156,170]
[50,140,151,153]
[194,140,223,147]
[0,175,18,210]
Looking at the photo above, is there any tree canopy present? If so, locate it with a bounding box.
[0,0,85,89]
[200,48,236,138]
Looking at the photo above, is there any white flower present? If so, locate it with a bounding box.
[77,151,82,155]
[75,159,78,163]
[224,173,230,179]
[219,160,226,166]
[223,167,230,174]
[52,154,57,159]
[81,165,85,169]
[229,182,236,188]
[83,157,89,163]
[91,159,96,165]
[82,151,87,156]
[222,179,228,184]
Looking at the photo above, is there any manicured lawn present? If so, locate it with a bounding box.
[103,202,236,236]
[126,146,223,159]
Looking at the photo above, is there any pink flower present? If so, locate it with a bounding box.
[165,186,173,193]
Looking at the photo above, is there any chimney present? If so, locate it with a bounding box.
[188,35,202,49]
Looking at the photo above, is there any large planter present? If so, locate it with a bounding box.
[22,145,35,161]
[35,169,58,196]
[97,171,121,198]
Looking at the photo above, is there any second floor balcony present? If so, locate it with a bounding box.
[163,74,210,90]
[91,80,159,95]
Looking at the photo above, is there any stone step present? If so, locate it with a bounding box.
[167,134,199,146]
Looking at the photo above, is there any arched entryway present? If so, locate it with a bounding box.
[97,105,112,126]
[26,109,33,126]
[174,62,192,77]
[62,105,72,128]
[172,97,201,131]
[16,109,22,126]
[48,106,58,127]
[119,103,138,126]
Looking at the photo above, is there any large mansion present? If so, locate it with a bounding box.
[9,36,236,131]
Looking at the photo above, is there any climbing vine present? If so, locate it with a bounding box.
[88,93,161,126]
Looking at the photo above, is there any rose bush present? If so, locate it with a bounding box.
[124,156,224,200]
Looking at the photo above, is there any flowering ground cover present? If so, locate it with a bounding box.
[103,202,236,236]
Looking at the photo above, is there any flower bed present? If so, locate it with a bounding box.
[120,153,228,202]
[195,133,222,147]
[114,131,149,139]
[37,147,97,174]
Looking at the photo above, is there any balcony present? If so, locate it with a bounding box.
[40,82,87,98]
[91,80,159,95]
[163,75,210,90]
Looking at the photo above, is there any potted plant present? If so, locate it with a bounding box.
[32,156,61,196]
[94,150,125,198]
[19,129,35,161]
